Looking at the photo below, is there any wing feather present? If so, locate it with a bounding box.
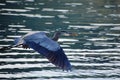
[26,41,71,71]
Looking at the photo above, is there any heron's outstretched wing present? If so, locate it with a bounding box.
[15,32,71,71]
[27,41,71,71]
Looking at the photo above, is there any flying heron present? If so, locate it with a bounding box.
[0,31,78,71]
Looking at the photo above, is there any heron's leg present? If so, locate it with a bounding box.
[22,44,29,49]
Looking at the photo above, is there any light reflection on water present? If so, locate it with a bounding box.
[0,0,120,80]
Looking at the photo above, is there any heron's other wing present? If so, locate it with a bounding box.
[24,32,60,51]
[14,31,41,45]
[23,31,46,43]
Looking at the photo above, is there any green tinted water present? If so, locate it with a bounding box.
[0,0,120,80]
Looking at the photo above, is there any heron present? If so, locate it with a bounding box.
[1,31,78,71]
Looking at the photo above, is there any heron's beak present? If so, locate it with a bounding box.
[70,32,78,36]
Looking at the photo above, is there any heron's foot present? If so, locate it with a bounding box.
[22,44,29,49]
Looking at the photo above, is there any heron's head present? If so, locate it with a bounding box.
[53,31,78,41]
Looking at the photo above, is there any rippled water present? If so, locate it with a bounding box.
[0,0,120,80]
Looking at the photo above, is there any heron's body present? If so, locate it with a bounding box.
[14,31,72,71]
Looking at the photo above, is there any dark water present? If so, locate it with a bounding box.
[0,0,120,80]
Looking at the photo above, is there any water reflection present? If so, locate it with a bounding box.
[0,0,120,80]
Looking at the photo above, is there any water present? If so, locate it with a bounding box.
[0,0,120,80]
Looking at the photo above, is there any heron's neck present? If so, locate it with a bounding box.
[52,32,60,41]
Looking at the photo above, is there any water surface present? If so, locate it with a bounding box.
[0,0,120,80]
